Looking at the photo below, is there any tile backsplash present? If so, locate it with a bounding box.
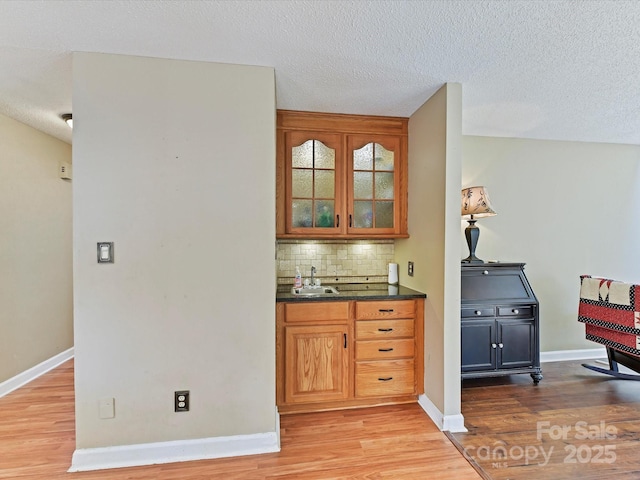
[277,239,394,285]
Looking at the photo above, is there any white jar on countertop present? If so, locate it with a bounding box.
[388,263,399,285]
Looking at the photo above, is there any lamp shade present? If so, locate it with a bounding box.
[461,186,496,219]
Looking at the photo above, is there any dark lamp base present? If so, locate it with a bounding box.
[462,219,486,264]
[461,255,485,264]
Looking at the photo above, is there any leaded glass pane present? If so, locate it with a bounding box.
[292,169,313,198]
[353,171,373,199]
[353,143,373,170]
[375,201,394,228]
[375,172,394,199]
[353,200,373,228]
[314,141,335,169]
[315,201,335,228]
[314,170,335,198]
[374,144,394,171]
[292,200,313,227]
[292,140,313,168]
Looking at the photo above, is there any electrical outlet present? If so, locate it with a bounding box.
[408,261,414,276]
[174,390,189,412]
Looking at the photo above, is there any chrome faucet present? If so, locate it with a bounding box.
[310,266,317,286]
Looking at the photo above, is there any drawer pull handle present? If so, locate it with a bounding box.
[492,343,497,349]
[378,348,394,352]
[475,310,482,315]
[512,309,519,314]
[378,377,393,382]
[378,328,394,332]
[379,309,394,313]
[498,343,504,348]
[344,333,347,349]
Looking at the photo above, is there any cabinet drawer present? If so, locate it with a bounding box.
[356,300,415,320]
[355,319,414,339]
[355,339,414,360]
[461,307,495,318]
[284,302,349,322]
[355,360,414,397]
[497,305,534,317]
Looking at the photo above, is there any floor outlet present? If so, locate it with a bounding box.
[174,390,190,412]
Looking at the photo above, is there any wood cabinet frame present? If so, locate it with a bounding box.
[346,134,402,236]
[283,131,345,235]
[284,324,350,404]
[276,298,424,414]
[276,110,409,239]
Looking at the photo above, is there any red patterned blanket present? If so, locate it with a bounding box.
[578,275,640,358]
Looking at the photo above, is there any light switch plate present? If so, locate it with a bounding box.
[97,242,114,263]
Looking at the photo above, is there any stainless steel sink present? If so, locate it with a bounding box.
[291,286,339,296]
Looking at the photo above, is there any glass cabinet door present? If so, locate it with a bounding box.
[285,131,344,234]
[347,135,400,234]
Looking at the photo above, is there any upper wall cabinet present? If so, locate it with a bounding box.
[277,110,409,239]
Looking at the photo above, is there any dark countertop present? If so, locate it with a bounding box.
[276,283,426,302]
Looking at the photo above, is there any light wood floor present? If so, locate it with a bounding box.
[0,359,480,479]
[450,360,640,479]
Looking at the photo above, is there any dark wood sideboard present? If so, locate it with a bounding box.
[461,262,542,384]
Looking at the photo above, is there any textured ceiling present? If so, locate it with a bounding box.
[1,0,639,146]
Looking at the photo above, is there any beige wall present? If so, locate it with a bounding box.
[0,114,73,383]
[72,53,276,448]
[462,136,640,352]
[396,83,463,420]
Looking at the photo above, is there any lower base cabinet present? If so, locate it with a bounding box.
[355,359,415,397]
[284,324,349,404]
[277,298,424,414]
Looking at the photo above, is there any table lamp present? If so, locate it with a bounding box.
[461,186,496,263]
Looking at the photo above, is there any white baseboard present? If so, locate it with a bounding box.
[418,394,467,433]
[0,347,74,398]
[540,348,607,363]
[69,431,280,472]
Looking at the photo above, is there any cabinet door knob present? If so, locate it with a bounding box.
[498,343,504,348]
[512,309,519,314]
[475,310,482,315]
[492,343,497,349]
[483,270,489,275]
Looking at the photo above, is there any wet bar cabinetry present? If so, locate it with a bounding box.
[461,263,542,384]
[276,110,408,238]
[276,298,424,414]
